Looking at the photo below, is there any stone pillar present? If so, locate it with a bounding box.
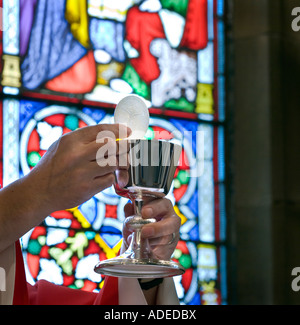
[226,0,300,304]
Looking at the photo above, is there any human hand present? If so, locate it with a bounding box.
[28,123,131,214]
[123,198,181,261]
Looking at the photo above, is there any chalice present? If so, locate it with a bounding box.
[94,96,185,278]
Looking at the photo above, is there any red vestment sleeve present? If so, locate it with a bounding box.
[13,241,119,305]
[13,241,29,305]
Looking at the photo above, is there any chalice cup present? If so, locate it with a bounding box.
[94,139,186,278]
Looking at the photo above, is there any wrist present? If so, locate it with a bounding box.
[0,175,51,252]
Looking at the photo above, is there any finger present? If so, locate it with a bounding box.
[116,151,130,169]
[91,150,129,184]
[95,139,130,158]
[84,160,118,179]
[91,172,116,192]
[95,142,130,167]
[141,214,181,240]
[78,124,131,144]
[96,124,132,143]
[148,232,179,247]
[141,198,174,221]
[85,139,130,162]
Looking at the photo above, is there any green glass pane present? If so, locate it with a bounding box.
[173,248,182,260]
[179,254,192,269]
[160,0,189,17]
[164,98,194,112]
[27,151,41,167]
[122,63,150,99]
[177,170,190,184]
[28,239,42,255]
[144,127,155,140]
[65,114,79,131]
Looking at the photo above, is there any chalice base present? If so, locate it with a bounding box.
[94,252,185,278]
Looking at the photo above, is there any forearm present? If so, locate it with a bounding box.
[0,173,51,253]
[0,124,130,254]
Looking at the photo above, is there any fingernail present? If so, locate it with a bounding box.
[117,124,132,140]
[127,126,132,136]
[122,124,132,136]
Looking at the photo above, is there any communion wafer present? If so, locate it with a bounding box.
[114,95,149,139]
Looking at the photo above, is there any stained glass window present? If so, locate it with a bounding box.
[0,0,227,305]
